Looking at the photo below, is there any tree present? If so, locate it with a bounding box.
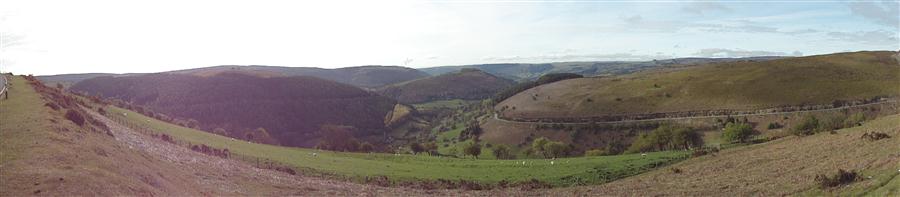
[543,141,570,158]
[792,115,819,136]
[212,128,228,136]
[423,142,438,155]
[844,112,865,128]
[318,124,360,152]
[462,141,482,158]
[409,142,425,154]
[722,122,754,143]
[584,149,607,157]
[672,127,704,149]
[492,144,513,160]
[359,142,375,153]
[531,137,550,157]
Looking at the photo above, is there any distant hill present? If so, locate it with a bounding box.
[70,72,396,147]
[376,68,516,103]
[420,57,783,81]
[37,73,129,87]
[497,51,900,119]
[168,65,430,88]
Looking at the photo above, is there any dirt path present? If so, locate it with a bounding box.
[86,108,475,196]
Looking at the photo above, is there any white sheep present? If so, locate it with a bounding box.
[550,161,555,165]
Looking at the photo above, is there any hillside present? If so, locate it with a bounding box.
[377,68,516,103]
[37,73,126,87]
[421,57,783,81]
[69,72,396,147]
[549,113,900,195]
[168,65,430,88]
[498,51,900,119]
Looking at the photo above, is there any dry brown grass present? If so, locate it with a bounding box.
[542,113,900,196]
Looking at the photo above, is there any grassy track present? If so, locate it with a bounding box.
[106,106,687,186]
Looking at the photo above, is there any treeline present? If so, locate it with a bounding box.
[492,73,583,103]
[791,112,867,136]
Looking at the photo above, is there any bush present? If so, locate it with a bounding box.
[722,122,754,143]
[766,122,781,129]
[44,102,60,111]
[359,142,375,153]
[627,125,702,153]
[584,149,608,157]
[543,141,570,158]
[792,115,819,136]
[860,132,891,141]
[64,110,86,126]
[492,144,513,159]
[843,112,865,128]
[462,141,482,158]
[815,169,860,189]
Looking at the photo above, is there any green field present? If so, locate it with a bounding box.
[106,106,686,186]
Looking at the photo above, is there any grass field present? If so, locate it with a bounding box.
[499,51,900,119]
[105,106,687,187]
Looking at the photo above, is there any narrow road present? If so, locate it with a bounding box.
[493,100,898,125]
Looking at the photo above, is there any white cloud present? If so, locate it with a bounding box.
[692,48,800,58]
[682,1,732,16]
[849,1,900,28]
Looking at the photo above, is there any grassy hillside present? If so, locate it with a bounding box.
[498,51,900,119]
[548,113,900,196]
[0,75,213,195]
[377,69,516,103]
[421,57,782,81]
[104,105,688,187]
[70,72,396,147]
[169,65,430,88]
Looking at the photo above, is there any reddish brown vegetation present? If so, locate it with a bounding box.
[70,72,395,147]
[25,75,109,133]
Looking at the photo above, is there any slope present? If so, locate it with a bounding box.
[377,68,516,103]
[0,75,452,196]
[421,56,783,81]
[549,113,900,196]
[69,72,396,147]
[169,65,430,88]
[498,51,900,120]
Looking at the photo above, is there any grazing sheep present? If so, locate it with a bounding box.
[550,161,555,165]
[641,153,647,157]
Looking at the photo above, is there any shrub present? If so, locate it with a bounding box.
[462,141,482,158]
[766,122,782,130]
[359,142,375,153]
[814,169,860,189]
[627,125,702,153]
[492,144,513,159]
[584,149,608,157]
[409,142,425,154]
[843,112,865,128]
[44,102,60,111]
[64,110,86,126]
[543,141,570,158]
[792,115,819,136]
[860,132,891,141]
[97,107,107,115]
[722,122,754,143]
[818,114,847,132]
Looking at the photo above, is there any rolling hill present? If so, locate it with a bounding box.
[497,51,900,120]
[421,57,783,81]
[69,72,396,147]
[376,68,516,103]
[168,65,430,88]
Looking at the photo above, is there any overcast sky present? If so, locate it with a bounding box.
[1,0,897,75]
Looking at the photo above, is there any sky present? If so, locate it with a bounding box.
[0,0,898,75]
